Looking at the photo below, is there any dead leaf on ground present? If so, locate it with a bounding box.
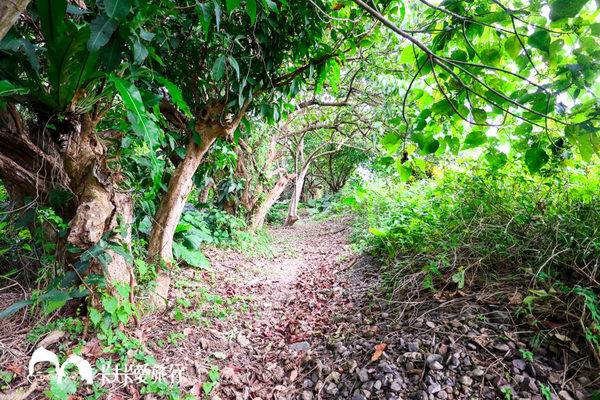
[371,343,387,362]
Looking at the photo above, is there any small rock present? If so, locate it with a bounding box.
[357,368,369,383]
[374,380,382,390]
[325,382,338,396]
[459,376,473,386]
[302,391,313,400]
[489,310,509,323]
[408,342,420,352]
[494,343,510,352]
[426,354,444,366]
[352,395,367,400]
[212,352,227,359]
[471,368,484,377]
[428,383,442,394]
[303,379,314,388]
[289,341,310,352]
[558,391,574,400]
[512,359,526,371]
[577,376,590,385]
[412,390,428,400]
[430,361,444,370]
[437,390,448,399]
[236,333,250,347]
[390,380,402,392]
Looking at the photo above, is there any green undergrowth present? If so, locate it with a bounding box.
[341,162,600,358]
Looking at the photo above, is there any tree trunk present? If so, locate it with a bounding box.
[147,99,246,308]
[147,136,215,307]
[285,166,309,226]
[0,110,135,299]
[63,114,134,295]
[250,172,295,232]
[0,0,30,42]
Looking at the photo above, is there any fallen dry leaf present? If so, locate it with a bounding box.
[371,343,387,362]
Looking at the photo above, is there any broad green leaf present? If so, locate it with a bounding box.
[0,300,33,319]
[463,131,487,149]
[485,151,508,169]
[369,228,387,237]
[226,0,241,13]
[246,0,257,24]
[528,30,551,52]
[0,80,29,97]
[227,56,240,80]
[524,147,549,173]
[380,132,401,151]
[36,0,67,42]
[156,76,192,116]
[504,36,521,60]
[471,108,487,124]
[104,0,131,20]
[111,76,161,150]
[89,308,102,325]
[88,15,118,52]
[212,55,226,80]
[422,139,439,155]
[397,165,412,182]
[549,0,590,21]
[480,48,501,66]
[103,297,118,314]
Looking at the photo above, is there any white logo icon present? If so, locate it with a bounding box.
[28,347,93,384]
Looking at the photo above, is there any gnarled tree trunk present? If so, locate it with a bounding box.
[250,171,295,232]
[148,100,248,308]
[0,108,135,299]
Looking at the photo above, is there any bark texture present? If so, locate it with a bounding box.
[0,108,135,295]
[0,0,30,42]
[148,100,248,308]
[250,172,296,232]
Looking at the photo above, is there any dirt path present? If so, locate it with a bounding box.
[1,218,597,400]
[150,218,596,400]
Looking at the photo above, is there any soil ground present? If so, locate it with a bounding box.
[0,217,598,399]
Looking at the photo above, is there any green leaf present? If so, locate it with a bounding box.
[549,0,590,21]
[369,228,387,237]
[89,308,102,325]
[471,108,487,123]
[47,23,98,109]
[397,165,412,182]
[111,76,161,150]
[528,30,551,52]
[480,48,501,66]
[212,55,226,80]
[380,132,401,151]
[227,56,240,80]
[422,139,440,155]
[0,80,29,97]
[524,147,549,173]
[504,36,521,60]
[451,269,465,289]
[463,131,487,149]
[88,15,118,52]
[103,296,118,314]
[104,0,131,20]
[226,0,241,13]
[0,300,33,319]
[485,151,508,169]
[246,0,257,24]
[36,0,67,42]
[156,76,192,116]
